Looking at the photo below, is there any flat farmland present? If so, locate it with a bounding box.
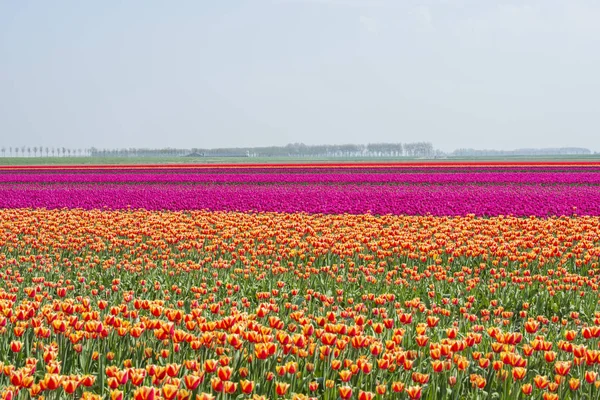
[0,162,599,400]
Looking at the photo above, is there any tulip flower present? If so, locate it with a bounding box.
[521,383,533,395]
[339,386,352,400]
[275,382,290,397]
[407,386,422,400]
[240,380,254,394]
[9,341,22,353]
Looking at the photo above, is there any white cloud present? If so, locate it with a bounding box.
[275,0,392,7]
[412,5,434,31]
[359,15,379,33]
[563,1,600,34]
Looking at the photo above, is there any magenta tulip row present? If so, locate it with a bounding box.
[2,171,600,185]
[0,182,596,216]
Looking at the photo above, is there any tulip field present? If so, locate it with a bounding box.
[1,162,600,400]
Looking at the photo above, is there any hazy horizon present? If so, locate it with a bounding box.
[1,1,599,153]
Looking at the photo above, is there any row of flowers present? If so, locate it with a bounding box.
[0,209,599,399]
[2,170,600,184]
[0,183,597,216]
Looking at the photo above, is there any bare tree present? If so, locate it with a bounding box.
[33,146,38,157]
[45,147,49,157]
[1,147,5,157]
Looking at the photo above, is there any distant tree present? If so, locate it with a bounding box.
[404,143,415,157]
[21,146,26,157]
[45,147,49,157]
[9,147,12,156]
[1,147,5,157]
[61,147,66,157]
[33,146,38,157]
[27,147,31,157]
[15,147,19,157]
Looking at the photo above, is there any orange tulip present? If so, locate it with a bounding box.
[9,370,23,387]
[223,381,237,394]
[542,393,559,400]
[275,382,290,396]
[406,385,422,400]
[585,370,597,384]
[569,378,580,391]
[62,379,79,394]
[183,375,201,390]
[43,374,61,391]
[176,389,191,400]
[524,320,539,333]
[446,328,458,339]
[254,343,271,360]
[432,360,444,373]
[415,335,429,347]
[534,375,550,389]
[513,367,527,381]
[133,387,156,400]
[204,360,217,373]
[9,341,22,353]
[456,357,469,371]
[330,360,342,371]
[166,363,181,378]
[217,366,232,381]
[521,383,533,395]
[162,385,178,400]
[131,371,146,386]
[358,391,375,400]
[479,358,490,369]
[544,351,557,363]
[339,370,352,382]
[211,377,223,393]
[116,369,129,385]
[339,386,353,400]
[391,381,405,393]
[240,380,254,394]
[564,330,577,341]
[554,361,571,376]
[110,390,124,400]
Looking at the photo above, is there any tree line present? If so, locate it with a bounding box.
[88,142,438,158]
[2,144,594,158]
[0,146,91,157]
[0,142,438,158]
[451,147,592,157]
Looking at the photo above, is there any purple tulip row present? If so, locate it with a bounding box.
[2,171,600,185]
[0,181,597,217]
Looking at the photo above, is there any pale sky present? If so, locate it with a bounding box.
[1,0,599,152]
